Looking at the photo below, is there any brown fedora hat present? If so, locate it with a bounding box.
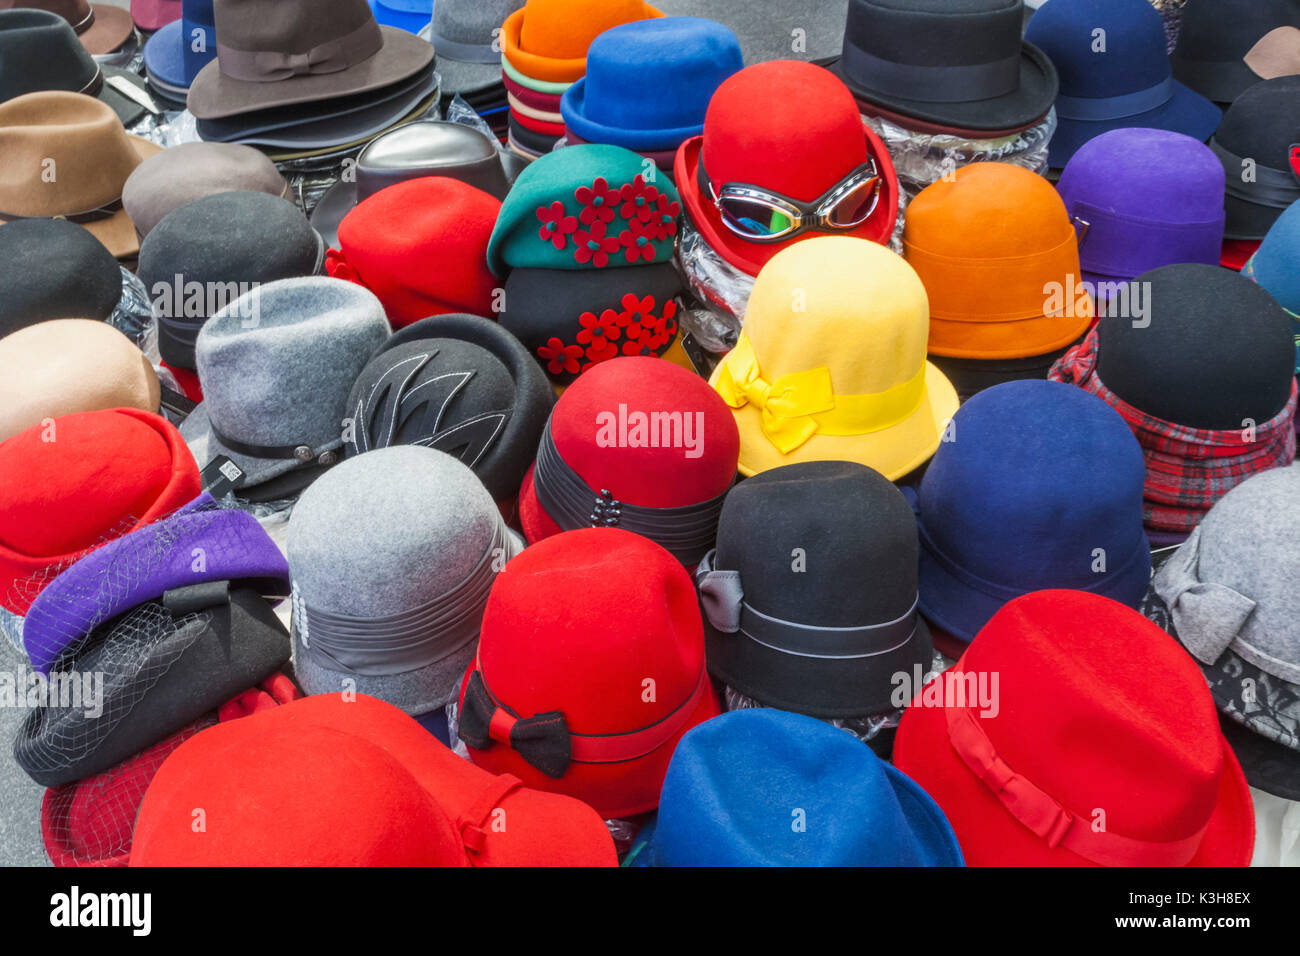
[0,0,133,56]
[0,91,161,260]
[187,0,434,121]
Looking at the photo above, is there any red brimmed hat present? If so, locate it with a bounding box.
[673,59,899,278]
[325,177,503,328]
[130,693,618,866]
[0,408,201,615]
[894,590,1255,867]
[518,356,739,566]
[458,527,720,818]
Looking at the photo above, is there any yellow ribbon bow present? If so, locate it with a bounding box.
[713,336,836,454]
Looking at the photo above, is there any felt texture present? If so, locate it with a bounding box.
[123,142,288,240]
[894,590,1256,867]
[15,0,134,56]
[501,0,662,84]
[1095,264,1295,429]
[560,17,743,152]
[904,162,1091,359]
[459,527,720,818]
[140,0,215,88]
[505,112,560,153]
[1026,0,1222,167]
[367,0,429,33]
[181,277,391,492]
[326,177,501,328]
[0,219,122,337]
[511,108,564,138]
[0,408,201,615]
[1213,76,1300,239]
[0,320,160,443]
[129,694,618,866]
[132,0,181,31]
[655,0,847,67]
[674,60,900,277]
[915,380,1150,643]
[1172,0,1300,105]
[928,343,1077,403]
[1248,201,1300,319]
[0,11,113,113]
[502,74,563,111]
[430,0,525,95]
[630,709,963,866]
[140,191,323,371]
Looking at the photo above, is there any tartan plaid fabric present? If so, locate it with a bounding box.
[1049,329,1298,534]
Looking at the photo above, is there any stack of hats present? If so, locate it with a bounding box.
[427,0,525,139]
[1172,0,1300,107]
[500,0,662,161]
[141,0,215,108]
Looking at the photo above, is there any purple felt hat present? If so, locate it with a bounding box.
[1055,128,1226,291]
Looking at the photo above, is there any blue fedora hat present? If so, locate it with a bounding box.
[915,379,1151,644]
[625,709,963,867]
[141,0,215,90]
[368,0,431,34]
[561,16,743,153]
[1026,0,1221,167]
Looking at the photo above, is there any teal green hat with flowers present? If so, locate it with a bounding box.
[487,143,681,276]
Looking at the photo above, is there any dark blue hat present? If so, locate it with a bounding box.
[915,379,1151,644]
[367,0,431,34]
[561,17,743,153]
[1025,0,1221,167]
[625,709,963,867]
[142,0,216,91]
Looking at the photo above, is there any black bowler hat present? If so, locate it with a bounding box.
[138,191,325,372]
[1211,75,1300,240]
[0,9,156,126]
[829,0,1058,133]
[696,460,934,722]
[346,313,556,506]
[0,219,122,338]
[1172,0,1300,107]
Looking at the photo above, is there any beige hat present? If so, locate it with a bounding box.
[0,319,160,442]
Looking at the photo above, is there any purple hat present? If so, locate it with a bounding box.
[1056,128,1226,290]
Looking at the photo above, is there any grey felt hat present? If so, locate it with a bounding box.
[180,277,392,501]
[1145,463,1300,800]
[655,0,847,65]
[429,0,523,95]
[288,444,524,715]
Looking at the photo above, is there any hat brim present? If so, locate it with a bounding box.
[187,25,434,120]
[1046,81,1222,168]
[98,67,157,126]
[500,5,664,85]
[262,92,441,163]
[713,359,959,481]
[674,130,900,277]
[1224,193,1290,242]
[80,3,136,56]
[561,75,704,152]
[180,399,337,498]
[826,41,1059,134]
[436,56,505,97]
[141,18,184,88]
[893,693,1256,866]
[80,134,163,261]
[1218,714,1300,802]
[927,343,1076,403]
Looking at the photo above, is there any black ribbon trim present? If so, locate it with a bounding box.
[1212,138,1300,210]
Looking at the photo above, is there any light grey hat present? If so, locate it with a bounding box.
[180,277,391,501]
[287,444,524,715]
[655,0,847,65]
[1148,462,1300,800]
[428,0,524,94]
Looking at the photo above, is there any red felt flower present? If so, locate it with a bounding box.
[619,175,661,224]
[576,309,622,347]
[584,338,620,364]
[537,201,578,250]
[650,194,681,241]
[573,221,620,268]
[619,218,659,263]
[575,177,620,225]
[537,336,584,375]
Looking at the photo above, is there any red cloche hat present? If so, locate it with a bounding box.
[458,527,720,819]
[518,356,739,565]
[894,590,1255,867]
[673,59,900,277]
[0,407,201,615]
[129,693,618,866]
[325,177,503,329]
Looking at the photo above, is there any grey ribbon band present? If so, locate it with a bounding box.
[532,419,729,565]
[841,43,1020,104]
[430,32,500,65]
[1054,76,1174,122]
[298,518,513,676]
[216,18,383,83]
[695,550,921,660]
[1211,138,1300,210]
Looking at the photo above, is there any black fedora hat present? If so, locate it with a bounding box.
[347,312,556,507]
[310,121,513,249]
[829,0,1058,133]
[1211,75,1300,240]
[0,218,122,338]
[0,8,156,126]
[1172,0,1300,107]
[697,460,934,722]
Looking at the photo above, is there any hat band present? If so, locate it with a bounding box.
[696,549,921,660]
[1211,138,1300,210]
[944,687,1209,866]
[70,5,95,34]
[532,418,730,566]
[1069,200,1224,279]
[0,198,123,226]
[430,31,500,65]
[216,18,384,83]
[841,44,1020,104]
[1054,76,1174,122]
[208,422,339,468]
[295,518,511,677]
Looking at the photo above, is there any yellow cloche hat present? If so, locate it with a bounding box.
[710,236,959,479]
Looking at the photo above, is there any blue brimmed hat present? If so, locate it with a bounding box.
[142,0,216,92]
[367,0,430,34]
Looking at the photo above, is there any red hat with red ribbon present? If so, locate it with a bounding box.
[894,589,1255,866]
[458,526,720,819]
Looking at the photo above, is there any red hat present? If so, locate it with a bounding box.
[0,407,201,615]
[674,60,899,277]
[325,177,503,329]
[458,527,720,819]
[130,693,618,866]
[894,590,1255,866]
[518,356,739,565]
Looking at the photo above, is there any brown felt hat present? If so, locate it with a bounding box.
[0,91,161,260]
[186,0,434,121]
[0,0,134,56]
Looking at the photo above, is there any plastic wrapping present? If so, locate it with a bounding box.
[674,211,753,348]
[95,30,143,72]
[111,267,156,349]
